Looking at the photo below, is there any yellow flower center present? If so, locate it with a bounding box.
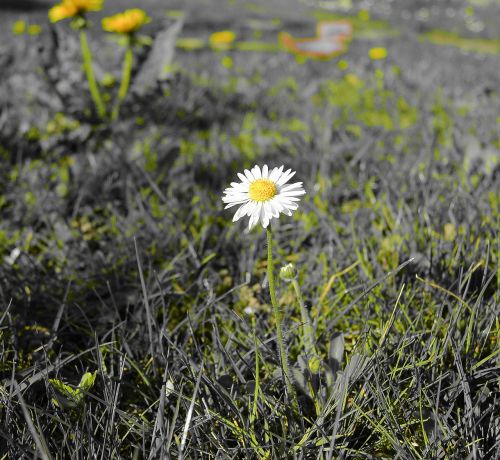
[249,179,277,202]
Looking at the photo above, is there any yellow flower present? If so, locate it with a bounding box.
[12,20,26,35]
[209,30,236,49]
[443,223,457,242]
[71,0,103,11]
[28,24,42,35]
[369,47,388,60]
[48,0,103,23]
[49,3,78,22]
[102,9,151,35]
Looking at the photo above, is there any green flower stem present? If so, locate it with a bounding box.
[112,41,134,121]
[291,279,316,360]
[266,226,295,402]
[79,30,106,119]
[250,314,259,424]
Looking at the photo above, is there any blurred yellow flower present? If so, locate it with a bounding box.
[28,24,42,35]
[209,30,236,49]
[102,9,151,34]
[443,223,457,242]
[49,3,78,22]
[71,0,103,11]
[369,47,388,60]
[48,0,103,23]
[12,20,26,35]
[221,55,233,68]
[345,73,363,87]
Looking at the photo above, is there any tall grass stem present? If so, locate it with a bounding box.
[250,314,259,424]
[79,30,106,119]
[112,43,134,121]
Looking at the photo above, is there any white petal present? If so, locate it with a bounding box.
[244,169,254,181]
[223,189,249,196]
[251,165,262,179]
[262,164,269,178]
[223,197,250,204]
[245,201,258,217]
[280,190,306,197]
[224,187,248,196]
[233,201,253,222]
[230,182,248,189]
[280,182,304,192]
[280,198,300,207]
[226,188,249,195]
[276,198,298,209]
[232,205,246,222]
[280,192,306,198]
[222,194,249,203]
[280,187,306,194]
[224,188,249,195]
[259,202,267,228]
[268,201,280,218]
[277,169,296,186]
[264,202,275,227]
[249,203,261,229]
[269,165,284,182]
[256,202,264,225]
[237,172,249,183]
[224,200,248,209]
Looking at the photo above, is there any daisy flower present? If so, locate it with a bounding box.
[222,165,306,229]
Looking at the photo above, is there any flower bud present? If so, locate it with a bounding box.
[308,355,321,374]
[279,263,297,282]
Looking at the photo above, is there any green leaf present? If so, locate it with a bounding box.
[325,333,344,391]
[49,371,96,409]
[49,378,79,399]
[70,17,88,31]
[328,332,344,377]
[49,378,80,408]
[133,34,153,47]
[78,371,97,392]
[201,252,217,265]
